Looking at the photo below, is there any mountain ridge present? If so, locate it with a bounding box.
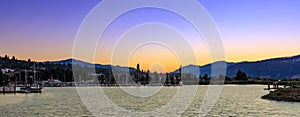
[44,55,300,80]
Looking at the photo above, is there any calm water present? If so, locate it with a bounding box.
[0,85,299,116]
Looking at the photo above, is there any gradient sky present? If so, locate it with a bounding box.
[1,0,300,72]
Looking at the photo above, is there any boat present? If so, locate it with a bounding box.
[18,86,42,93]
[17,90,31,94]
[18,63,43,93]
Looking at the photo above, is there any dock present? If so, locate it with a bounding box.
[1,86,42,94]
[264,81,283,90]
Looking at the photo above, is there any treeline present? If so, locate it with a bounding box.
[1,55,295,86]
[197,69,248,85]
[0,55,33,69]
[0,55,72,86]
[197,69,290,85]
[0,55,132,86]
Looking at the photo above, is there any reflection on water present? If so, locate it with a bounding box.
[0,88,92,116]
[0,85,299,116]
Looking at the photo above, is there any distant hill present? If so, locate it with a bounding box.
[43,55,300,80]
[172,55,300,80]
[226,55,300,80]
[43,58,135,72]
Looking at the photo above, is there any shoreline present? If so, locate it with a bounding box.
[261,88,300,102]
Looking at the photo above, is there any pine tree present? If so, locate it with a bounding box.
[4,55,9,59]
[235,70,248,81]
[203,74,209,81]
[236,69,243,80]
[242,72,248,80]
[11,56,16,60]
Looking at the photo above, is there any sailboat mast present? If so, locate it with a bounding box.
[34,63,36,84]
[25,69,28,84]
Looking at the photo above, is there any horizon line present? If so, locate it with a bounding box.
[1,54,299,71]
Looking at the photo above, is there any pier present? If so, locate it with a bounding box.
[0,85,17,94]
[1,86,42,94]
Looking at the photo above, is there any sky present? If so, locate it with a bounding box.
[0,0,300,72]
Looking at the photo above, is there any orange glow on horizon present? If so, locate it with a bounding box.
[2,50,300,73]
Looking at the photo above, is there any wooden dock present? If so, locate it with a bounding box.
[1,86,42,94]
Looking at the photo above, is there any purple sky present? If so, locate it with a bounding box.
[1,0,300,70]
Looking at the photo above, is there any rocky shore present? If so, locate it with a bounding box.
[261,88,300,102]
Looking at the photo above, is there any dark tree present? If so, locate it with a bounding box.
[203,74,209,81]
[241,72,248,80]
[146,70,150,84]
[165,73,169,85]
[135,63,140,83]
[236,69,243,80]
[11,56,16,60]
[4,55,9,59]
[236,69,248,80]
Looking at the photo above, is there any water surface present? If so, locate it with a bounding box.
[0,85,299,116]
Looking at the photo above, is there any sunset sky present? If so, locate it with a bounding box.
[1,0,300,72]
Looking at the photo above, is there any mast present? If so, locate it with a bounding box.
[25,69,28,84]
[34,63,36,86]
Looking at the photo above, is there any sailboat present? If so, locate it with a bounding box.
[18,63,42,93]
